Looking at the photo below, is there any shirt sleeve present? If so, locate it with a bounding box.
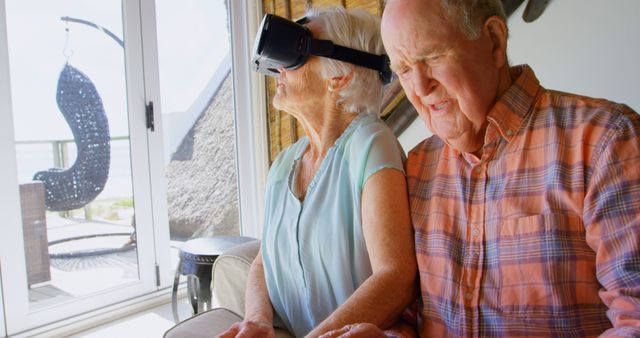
[583,105,640,337]
[350,120,406,190]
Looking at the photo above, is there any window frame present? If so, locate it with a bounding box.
[0,0,270,334]
[0,0,161,334]
[228,1,269,239]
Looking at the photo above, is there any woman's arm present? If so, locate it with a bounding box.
[216,248,276,338]
[306,168,418,337]
[244,249,274,324]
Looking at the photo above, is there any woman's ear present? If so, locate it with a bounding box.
[484,16,508,68]
[327,69,354,93]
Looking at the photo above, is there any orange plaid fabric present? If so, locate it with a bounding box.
[407,65,640,337]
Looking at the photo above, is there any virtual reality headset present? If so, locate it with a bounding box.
[251,13,392,84]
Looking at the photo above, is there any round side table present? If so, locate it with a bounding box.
[172,235,256,323]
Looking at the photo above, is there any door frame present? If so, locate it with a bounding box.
[0,1,16,336]
[0,0,161,334]
[0,0,266,333]
[135,0,172,288]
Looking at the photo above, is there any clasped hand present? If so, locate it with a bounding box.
[318,323,387,338]
[215,319,275,338]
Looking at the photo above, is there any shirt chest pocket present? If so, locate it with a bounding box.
[497,213,599,314]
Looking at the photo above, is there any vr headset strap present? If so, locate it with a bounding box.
[309,39,391,83]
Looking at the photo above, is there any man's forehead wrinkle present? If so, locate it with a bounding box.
[391,34,434,68]
[394,19,417,50]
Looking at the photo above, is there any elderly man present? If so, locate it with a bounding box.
[321,0,640,337]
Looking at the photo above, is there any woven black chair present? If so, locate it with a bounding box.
[33,63,110,212]
[35,63,136,259]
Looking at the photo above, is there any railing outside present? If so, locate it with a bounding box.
[14,136,129,219]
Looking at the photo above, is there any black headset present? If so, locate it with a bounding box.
[251,13,392,84]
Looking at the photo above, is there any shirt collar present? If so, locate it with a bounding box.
[486,64,541,143]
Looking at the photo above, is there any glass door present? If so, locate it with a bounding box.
[0,0,158,334]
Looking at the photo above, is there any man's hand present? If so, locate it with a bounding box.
[318,323,387,338]
[215,320,275,338]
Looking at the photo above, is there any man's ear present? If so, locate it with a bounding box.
[484,16,508,68]
[328,69,354,92]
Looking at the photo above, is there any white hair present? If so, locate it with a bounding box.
[442,0,507,39]
[305,7,386,115]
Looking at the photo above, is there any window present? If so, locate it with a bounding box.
[154,0,240,244]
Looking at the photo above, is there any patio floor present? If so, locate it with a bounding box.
[28,214,182,309]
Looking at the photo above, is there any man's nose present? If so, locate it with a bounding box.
[412,63,436,97]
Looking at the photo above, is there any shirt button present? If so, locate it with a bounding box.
[464,292,473,300]
[471,228,480,237]
[505,129,513,137]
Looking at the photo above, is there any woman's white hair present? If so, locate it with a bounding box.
[305,7,385,115]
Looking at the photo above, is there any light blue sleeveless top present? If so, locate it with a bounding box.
[261,113,405,337]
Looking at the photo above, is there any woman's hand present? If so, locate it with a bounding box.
[215,319,276,338]
[318,323,387,338]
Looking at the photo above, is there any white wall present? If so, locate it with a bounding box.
[397,116,431,153]
[398,0,640,153]
[508,0,640,112]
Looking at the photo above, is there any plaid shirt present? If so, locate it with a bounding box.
[407,65,640,337]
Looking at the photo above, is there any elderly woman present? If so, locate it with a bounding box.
[218,7,416,338]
